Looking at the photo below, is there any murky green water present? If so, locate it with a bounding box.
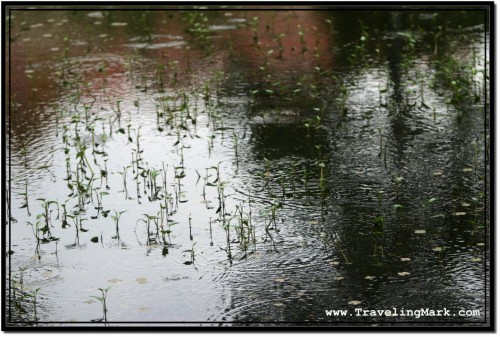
[6,6,490,327]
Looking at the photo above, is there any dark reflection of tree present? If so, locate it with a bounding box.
[227,9,488,324]
[247,124,328,161]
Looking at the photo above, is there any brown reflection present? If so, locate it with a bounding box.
[228,10,333,75]
[8,9,336,140]
[219,10,335,115]
[7,10,190,150]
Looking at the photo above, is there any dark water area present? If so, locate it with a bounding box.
[5,6,490,327]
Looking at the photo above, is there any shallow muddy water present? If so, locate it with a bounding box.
[6,6,490,327]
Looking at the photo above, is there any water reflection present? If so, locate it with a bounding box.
[7,6,488,326]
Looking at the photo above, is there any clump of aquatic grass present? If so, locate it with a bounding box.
[29,199,59,245]
[347,19,370,65]
[233,203,255,254]
[10,267,41,324]
[136,213,160,245]
[182,11,212,51]
[431,41,485,107]
[147,168,162,201]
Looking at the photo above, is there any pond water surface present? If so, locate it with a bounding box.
[6,6,490,327]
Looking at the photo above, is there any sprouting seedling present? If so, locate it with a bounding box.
[263,157,271,188]
[318,162,326,191]
[232,132,239,166]
[61,203,70,228]
[137,213,162,244]
[27,218,41,247]
[325,18,334,35]
[373,215,384,234]
[63,35,70,59]
[75,143,95,176]
[289,162,298,194]
[472,138,480,170]
[148,168,162,201]
[377,190,383,213]
[315,106,326,124]
[190,242,196,262]
[433,246,447,266]
[19,143,32,215]
[315,144,323,162]
[127,124,133,143]
[91,286,111,323]
[19,180,31,216]
[274,33,285,58]
[423,197,437,207]
[314,115,322,130]
[189,213,193,240]
[34,198,59,241]
[302,167,311,201]
[208,217,213,246]
[297,25,307,53]
[274,170,284,197]
[27,287,41,324]
[160,218,177,246]
[250,16,260,42]
[333,239,350,264]
[377,128,384,157]
[262,200,282,233]
[304,119,311,137]
[20,142,28,170]
[111,211,126,240]
[274,33,285,48]
[109,98,122,122]
[156,62,166,92]
[132,97,140,113]
[270,201,282,232]
[378,84,387,108]
[393,175,404,201]
[235,203,251,251]
[117,166,130,199]
[92,190,108,218]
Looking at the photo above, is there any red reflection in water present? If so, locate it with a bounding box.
[8,9,335,131]
[228,10,333,75]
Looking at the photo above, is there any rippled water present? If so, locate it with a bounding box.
[6,7,490,327]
